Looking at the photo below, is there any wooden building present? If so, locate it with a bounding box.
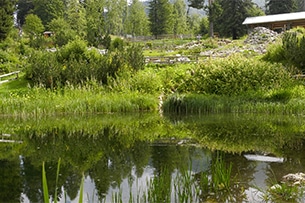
[243,11,305,32]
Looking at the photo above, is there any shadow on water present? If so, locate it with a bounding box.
[1,113,305,202]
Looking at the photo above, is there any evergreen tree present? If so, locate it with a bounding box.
[66,0,87,38]
[0,0,16,41]
[105,0,127,35]
[188,0,219,37]
[295,0,305,11]
[215,0,262,39]
[16,0,34,26]
[85,0,106,46]
[188,0,205,9]
[266,0,296,14]
[149,0,173,37]
[32,0,65,26]
[172,0,188,36]
[125,0,150,36]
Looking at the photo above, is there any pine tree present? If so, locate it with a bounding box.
[172,0,188,35]
[17,0,34,26]
[66,0,87,38]
[125,0,150,36]
[149,0,173,37]
[215,0,262,39]
[85,0,106,46]
[266,0,296,14]
[32,0,65,26]
[105,0,127,35]
[0,0,16,41]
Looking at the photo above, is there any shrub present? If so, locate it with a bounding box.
[191,55,292,96]
[125,44,145,71]
[264,27,305,72]
[58,39,88,62]
[111,37,125,51]
[157,55,293,96]
[25,39,146,87]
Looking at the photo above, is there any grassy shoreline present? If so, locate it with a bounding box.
[2,76,305,117]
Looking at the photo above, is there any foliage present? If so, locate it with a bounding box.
[172,0,188,35]
[32,0,65,26]
[23,14,45,39]
[16,0,34,26]
[125,44,145,71]
[111,37,125,51]
[264,27,305,72]
[159,55,292,96]
[104,0,127,36]
[265,183,302,202]
[214,0,264,39]
[266,0,296,14]
[47,18,76,47]
[125,0,150,36]
[66,0,87,39]
[85,0,106,47]
[0,0,16,41]
[187,0,205,9]
[199,17,209,36]
[149,0,173,37]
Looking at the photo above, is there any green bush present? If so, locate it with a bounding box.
[25,39,146,87]
[111,37,125,51]
[58,39,88,62]
[263,39,285,63]
[264,27,305,72]
[190,55,292,95]
[125,44,145,71]
[156,55,293,96]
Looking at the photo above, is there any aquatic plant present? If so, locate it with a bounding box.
[266,183,302,202]
[42,159,61,203]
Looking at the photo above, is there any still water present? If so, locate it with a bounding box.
[1,113,305,202]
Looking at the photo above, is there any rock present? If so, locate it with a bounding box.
[282,172,305,185]
[244,27,279,45]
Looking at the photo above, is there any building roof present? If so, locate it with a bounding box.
[243,11,305,25]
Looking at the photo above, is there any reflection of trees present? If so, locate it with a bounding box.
[0,159,22,202]
[167,114,305,155]
[3,113,305,202]
[88,126,152,201]
[22,157,43,203]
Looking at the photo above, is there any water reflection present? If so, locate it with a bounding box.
[1,113,305,202]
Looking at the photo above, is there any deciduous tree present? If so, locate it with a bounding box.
[23,14,44,39]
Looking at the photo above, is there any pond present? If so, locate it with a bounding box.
[1,113,305,202]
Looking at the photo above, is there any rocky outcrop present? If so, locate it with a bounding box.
[244,27,279,45]
[199,27,280,57]
[282,172,305,185]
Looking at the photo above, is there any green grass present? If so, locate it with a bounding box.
[0,76,158,117]
[0,74,29,94]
